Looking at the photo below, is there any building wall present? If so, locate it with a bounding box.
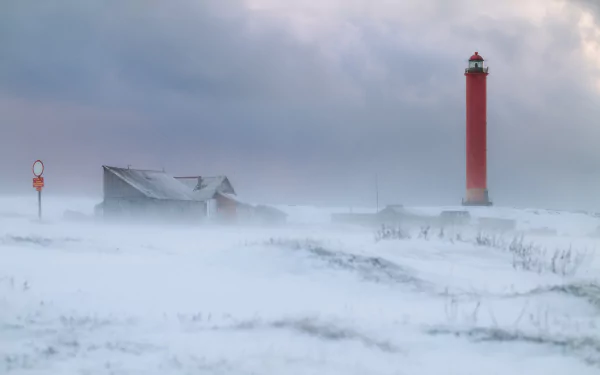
[215,194,237,222]
[102,198,206,223]
[206,199,218,218]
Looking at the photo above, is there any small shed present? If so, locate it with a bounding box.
[175,175,244,222]
[101,166,205,222]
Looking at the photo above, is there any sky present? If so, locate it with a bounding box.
[2,0,600,209]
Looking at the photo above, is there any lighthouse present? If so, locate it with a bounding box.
[463,51,492,206]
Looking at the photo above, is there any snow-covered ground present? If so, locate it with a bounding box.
[1,195,599,374]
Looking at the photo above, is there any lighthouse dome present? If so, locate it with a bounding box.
[469,52,484,61]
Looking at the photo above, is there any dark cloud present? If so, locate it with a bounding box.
[2,0,600,209]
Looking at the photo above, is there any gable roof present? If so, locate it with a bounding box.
[175,176,236,201]
[103,166,196,201]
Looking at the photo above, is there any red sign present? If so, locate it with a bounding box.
[33,177,44,189]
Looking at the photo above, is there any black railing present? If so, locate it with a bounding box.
[465,66,489,74]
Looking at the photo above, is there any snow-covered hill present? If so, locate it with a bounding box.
[1,195,599,374]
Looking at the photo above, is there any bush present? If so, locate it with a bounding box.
[374,224,411,242]
[373,226,592,277]
[477,233,590,277]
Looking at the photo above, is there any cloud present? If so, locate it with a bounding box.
[2,0,600,208]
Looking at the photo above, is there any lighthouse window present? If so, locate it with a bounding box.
[469,60,483,69]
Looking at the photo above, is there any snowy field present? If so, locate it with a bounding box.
[1,195,600,374]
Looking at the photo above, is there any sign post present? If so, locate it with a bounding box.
[32,160,44,220]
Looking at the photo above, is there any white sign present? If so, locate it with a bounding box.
[33,160,44,177]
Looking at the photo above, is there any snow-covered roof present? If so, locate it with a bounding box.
[176,177,199,190]
[175,176,236,202]
[104,166,196,201]
[216,191,254,208]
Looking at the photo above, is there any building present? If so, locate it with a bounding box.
[331,205,434,227]
[97,167,287,225]
[175,175,287,224]
[100,166,205,222]
[175,175,246,221]
[439,210,471,226]
[376,204,406,222]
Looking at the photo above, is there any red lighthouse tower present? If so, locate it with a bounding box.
[463,51,492,206]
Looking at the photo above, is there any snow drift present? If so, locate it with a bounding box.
[0,196,599,374]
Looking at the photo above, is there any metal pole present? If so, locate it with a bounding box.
[375,173,379,213]
[38,189,41,220]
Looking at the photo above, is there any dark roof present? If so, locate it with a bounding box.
[469,51,484,61]
[103,166,196,201]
